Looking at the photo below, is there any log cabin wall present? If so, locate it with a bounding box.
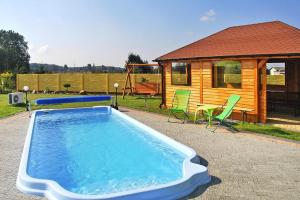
[162,59,261,122]
[201,59,259,122]
[164,61,201,112]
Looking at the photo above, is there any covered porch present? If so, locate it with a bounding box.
[265,58,300,118]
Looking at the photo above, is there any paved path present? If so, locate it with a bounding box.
[0,109,299,200]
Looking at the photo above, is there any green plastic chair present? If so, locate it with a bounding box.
[168,90,191,123]
[207,94,241,132]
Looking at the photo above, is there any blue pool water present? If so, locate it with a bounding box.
[27,107,185,195]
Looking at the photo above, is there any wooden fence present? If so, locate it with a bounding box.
[17,73,161,93]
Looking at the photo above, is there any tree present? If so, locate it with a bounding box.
[0,30,30,73]
[86,63,92,72]
[63,83,71,92]
[125,53,153,73]
[37,66,47,74]
[63,64,68,72]
[0,72,14,92]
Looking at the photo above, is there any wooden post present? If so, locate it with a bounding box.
[16,75,19,91]
[81,74,84,91]
[253,61,258,122]
[106,74,109,94]
[122,63,160,99]
[122,66,133,99]
[57,74,60,91]
[36,74,39,91]
[132,74,136,90]
[258,59,267,69]
[257,59,268,123]
[129,69,133,95]
[159,63,166,108]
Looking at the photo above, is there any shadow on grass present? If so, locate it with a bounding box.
[13,103,26,107]
[266,128,293,136]
[135,97,158,100]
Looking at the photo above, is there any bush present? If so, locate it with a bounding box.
[0,72,15,94]
[140,77,149,83]
[63,83,71,92]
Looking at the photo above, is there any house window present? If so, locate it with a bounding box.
[171,62,191,85]
[213,61,241,88]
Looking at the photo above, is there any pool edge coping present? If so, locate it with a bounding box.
[16,106,211,200]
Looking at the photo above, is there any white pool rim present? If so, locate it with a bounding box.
[17,106,211,200]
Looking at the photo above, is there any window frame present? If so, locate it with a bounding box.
[212,60,242,89]
[171,62,192,86]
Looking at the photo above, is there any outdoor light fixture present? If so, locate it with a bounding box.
[114,82,119,89]
[112,82,119,110]
[23,85,29,92]
[23,86,29,111]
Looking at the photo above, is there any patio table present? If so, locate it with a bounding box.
[194,104,220,127]
[195,103,253,123]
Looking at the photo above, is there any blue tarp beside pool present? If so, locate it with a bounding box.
[35,95,112,105]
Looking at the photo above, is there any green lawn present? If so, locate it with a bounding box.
[1,93,299,141]
[0,93,168,119]
[0,95,26,118]
[234,123,300,141]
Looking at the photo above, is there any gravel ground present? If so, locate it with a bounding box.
[0,108,299,200]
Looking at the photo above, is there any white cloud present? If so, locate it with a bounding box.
[37,45,49,54]
[28,44,49,55]
[28,43,34,54]
[200,9,216,22]
[28,44,50,63]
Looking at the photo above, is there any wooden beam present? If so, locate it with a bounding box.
[122,66,134,98]
[158,55,300,63]
[159,62,166,108]
[126,63,159,67]
[258,59,268,69]
[123,63,160,99]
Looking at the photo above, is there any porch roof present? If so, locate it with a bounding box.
[155,21,300,62]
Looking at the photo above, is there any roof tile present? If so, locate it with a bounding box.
[156,21,300,61]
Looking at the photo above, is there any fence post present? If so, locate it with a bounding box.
[57,74,60,91]
[36,74,39,91]
[106,74,109,94]
[81,74,84,91]
[16,75,19,91]
[132,74,136,89]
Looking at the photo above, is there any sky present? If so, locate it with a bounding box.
[0,0,299,67]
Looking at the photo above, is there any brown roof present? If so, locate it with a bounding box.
[155,21,300,61]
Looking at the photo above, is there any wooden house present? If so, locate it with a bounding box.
[155,21,300,123]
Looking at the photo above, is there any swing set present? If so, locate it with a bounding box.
[122,63,160,99]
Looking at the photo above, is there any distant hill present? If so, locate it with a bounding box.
[30,63,125,73]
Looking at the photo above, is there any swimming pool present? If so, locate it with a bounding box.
[17,106,210,200]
